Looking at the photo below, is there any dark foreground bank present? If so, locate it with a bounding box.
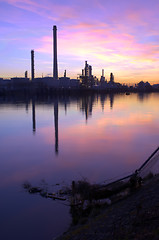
[55,174,159,240]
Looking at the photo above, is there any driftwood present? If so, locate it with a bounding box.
[22,147,159,225]
[23,183,66,201]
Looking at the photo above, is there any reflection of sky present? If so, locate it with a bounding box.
[1,93,159,239]
[1,0,159,83]
[1,93,159,188]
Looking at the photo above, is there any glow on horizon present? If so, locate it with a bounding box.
[0,0,159,84]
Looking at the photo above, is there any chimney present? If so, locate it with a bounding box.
[31,50,34,80]
[25,71,28,79]
[53,25,58,80]
[102,69,104,77]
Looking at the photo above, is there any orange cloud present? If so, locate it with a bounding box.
[2,0,159,82]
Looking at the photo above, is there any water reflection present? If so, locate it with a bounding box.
[1,92,159,158]
[79,95,94,121]
[109,93,114,110]
[25,102,29,113]
[32,99,36,134]
[1,92,159,164]
[137,92,150,102]
[78,94,114,121]
[54,100,58,155]
[31,98,59,153]
[29,93,116,154]
[1,92,159,240]
[100,94,107,111]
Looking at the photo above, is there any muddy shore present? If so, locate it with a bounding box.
[55,174,159,240]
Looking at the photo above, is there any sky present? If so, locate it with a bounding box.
[1,0,159,84]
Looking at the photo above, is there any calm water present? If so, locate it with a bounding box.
[1,92,159,239]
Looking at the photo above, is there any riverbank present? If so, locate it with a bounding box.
[55,174,159,240]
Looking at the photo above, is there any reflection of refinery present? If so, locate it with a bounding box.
[54,100,58,155]
[31,99,59,155]
[30,93,115,155]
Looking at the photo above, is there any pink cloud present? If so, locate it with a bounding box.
[4,0,76,22]
[1,0,159,82]
[38,102,158,158]
[35,22,159,82]
[36,23,159,64]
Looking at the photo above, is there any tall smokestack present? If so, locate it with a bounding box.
[31,50,34,80]
[25,71,28,78]
[53,25,58,80]
[102,69,104,77]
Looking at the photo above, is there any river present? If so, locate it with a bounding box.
[1,92,159,239]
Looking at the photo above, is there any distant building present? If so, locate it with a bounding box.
[0,79,11,92]
[59,70,70,88]
[11,77,30,90]
[152,84,159,89]
[25,71,28,79]
[83,61,92,78]
[79,61,97,88]
[137,81,152,91]
[110,73,114,83]
[100,69,106,83]
[70,79,80,88]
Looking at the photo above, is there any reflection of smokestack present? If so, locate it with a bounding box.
[65,102,67,115]
[31,50,34,80]
[53,25,58,80]
[109,94,114,110]
[54,101,58,154]
[32,99,36,134]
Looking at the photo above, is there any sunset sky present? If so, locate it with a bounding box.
[1,0,159,84]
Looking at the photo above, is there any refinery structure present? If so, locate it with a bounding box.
[0,25,156,93]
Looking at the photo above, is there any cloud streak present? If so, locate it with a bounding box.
[1,0,159,82]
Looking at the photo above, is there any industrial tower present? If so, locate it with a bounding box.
[31,50,34,80]
[53,25,58,80]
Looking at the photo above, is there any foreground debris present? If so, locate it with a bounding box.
[55,174,159,240]
[23,182,67,201]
